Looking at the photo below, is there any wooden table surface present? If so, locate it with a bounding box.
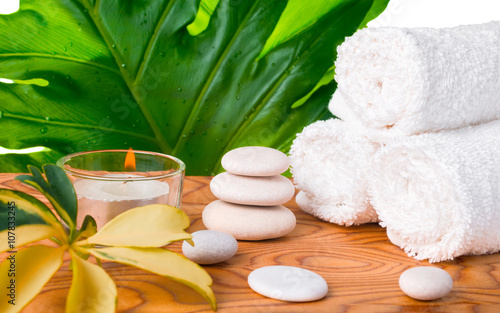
[1,174,500,312]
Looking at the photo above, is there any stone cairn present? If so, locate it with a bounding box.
[203,146,296,240]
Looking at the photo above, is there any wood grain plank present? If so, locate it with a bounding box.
[0,174,499,312]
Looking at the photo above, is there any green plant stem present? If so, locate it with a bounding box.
[50,236,63,246]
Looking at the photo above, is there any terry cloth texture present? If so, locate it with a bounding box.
[289,119,379,226]
[290,21,500,261]
[332,21,500,140]
[370,121,500,263]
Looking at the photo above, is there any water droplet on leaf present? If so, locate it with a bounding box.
[177,87,182,92]
[40,127,48,134]
[112,44,116,49]
[271,63,276,67]
[202,131,207,135]
[190,130,194,135]
[222,123,227,128]
[121,64,126,68]
[236,96,240,100]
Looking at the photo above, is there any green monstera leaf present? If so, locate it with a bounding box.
[0,0,388,175]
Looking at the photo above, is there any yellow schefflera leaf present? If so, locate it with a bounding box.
[86,204,192,247]
[0,189,64,234]
[66,252,117,313]
[0,225,58,254]
[89,246,216,310]
[0,245,65,313]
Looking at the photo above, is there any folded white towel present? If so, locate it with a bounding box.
[370,120,500,262]
[331,21,500,139]
[290,118,379,226]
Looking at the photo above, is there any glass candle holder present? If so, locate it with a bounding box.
[57,149,185,229]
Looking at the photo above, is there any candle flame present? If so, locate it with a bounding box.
[124,148,136,171]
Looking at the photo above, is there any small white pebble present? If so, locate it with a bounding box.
[182,230,238,264]
[399,266,453,301]
[248,266,328,302]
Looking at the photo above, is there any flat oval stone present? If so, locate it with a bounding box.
[222,146,290,176]
[182,230,238,265]
[202,200,296,240]
[210,172,295,206]
[248,266,328,302]
[399,267,453,301]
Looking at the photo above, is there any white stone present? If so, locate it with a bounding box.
[222,146,290,176]
[248,266,328,302]
[210,172,295,206]
[182,230,238,265]
[202,200,296,240]
[399,267,453,301]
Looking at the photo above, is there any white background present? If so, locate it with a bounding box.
[368,0,500,28]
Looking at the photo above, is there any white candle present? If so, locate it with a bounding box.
[73,174,170,229]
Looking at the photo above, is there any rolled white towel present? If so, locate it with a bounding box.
[290,118,379,226]
[331,22,500,139]
[370,120,500,262]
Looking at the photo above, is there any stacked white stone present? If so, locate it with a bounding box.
[203,146,297,240]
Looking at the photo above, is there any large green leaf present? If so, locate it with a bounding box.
[0,0,387,175]
[0,148,64,173]
[187,0,220,36]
